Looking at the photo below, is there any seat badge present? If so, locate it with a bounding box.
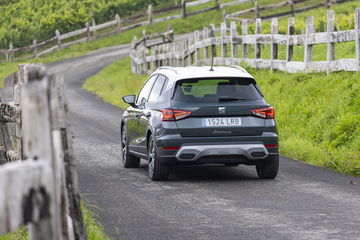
[218,107,226,114]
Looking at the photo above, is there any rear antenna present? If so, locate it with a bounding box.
[209,24,216,72]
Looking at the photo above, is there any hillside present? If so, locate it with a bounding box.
[0,0,171,49]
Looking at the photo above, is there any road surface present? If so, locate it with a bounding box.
[2,42,360,240]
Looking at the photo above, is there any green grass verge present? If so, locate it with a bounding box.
[83,57,360,177]
[0,203,111,240]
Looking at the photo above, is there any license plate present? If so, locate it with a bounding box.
[202,117,242,127]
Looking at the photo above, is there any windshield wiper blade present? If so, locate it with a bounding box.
[218,97,246,101]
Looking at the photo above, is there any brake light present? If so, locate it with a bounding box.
[163,147,180,150]
[251,107,275,119]
[265,144,278,148]
[161,109,192,121]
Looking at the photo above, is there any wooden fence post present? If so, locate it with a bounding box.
[210,24,216,66]
[221,22,227,58]
[254,0,260,18]
[148,5,153,24]
[355,8,360,72]
[9,43,14,62]
[21,64,63,240]
[182,0,187,18]
[325,0,331,9]
[143,29,147,48]
[115,14,121,33]
[194,31,200,65]
[85,22,90,42]
[187,36,193,66]
[0,95,13,163]
[242,19,248,58]
[271,18,278,70]
[327,10,335,74]
[33,39,38,58]
[203,27,209,60]
[14,64,26,158]
[290,0,295,16]
[255,18,261,59]
[304,16,315,68]
[92,18,97,37]
[230,21,238,58]
[55,30,61,49]
[223,10,227,25]
[215,0,220,10]
[286,17,295,62]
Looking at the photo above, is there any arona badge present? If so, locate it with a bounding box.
[218,107,226,114]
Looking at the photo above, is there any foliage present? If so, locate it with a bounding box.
[83,57,360,177]
[0,0,171,49]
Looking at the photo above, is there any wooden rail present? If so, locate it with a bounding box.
[130,8,360,74]
[225,0,350,22]
[0,64,86,240]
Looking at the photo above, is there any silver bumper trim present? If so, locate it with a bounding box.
[175,144,268,161]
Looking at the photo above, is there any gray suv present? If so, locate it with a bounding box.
[120,66,279,181]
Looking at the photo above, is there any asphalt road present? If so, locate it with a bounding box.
[2,42,360,240]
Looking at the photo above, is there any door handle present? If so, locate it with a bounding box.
[144,112,151,118]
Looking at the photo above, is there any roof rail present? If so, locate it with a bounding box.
[158,66,178,74]
[227,65,247,73]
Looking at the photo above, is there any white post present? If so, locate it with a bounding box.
[230,21,238,58]
[33,39,38,58]
[255,18,261,59]
[148,4,153,24]
[55,30,61,49]
[327,10,335,74]
[115,14,121,33]
[271,18,278,70]
[355,8,360,72]
[286,17,295,62]
[304,16,315,69]
[221,22,227,58]
[242,19,248,58]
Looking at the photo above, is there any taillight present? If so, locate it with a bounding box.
[251,107,275,119]
[161,109,192,121]
[265,144,278,148]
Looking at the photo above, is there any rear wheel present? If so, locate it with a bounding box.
[256,155,279,179]
[148,135,169,181]
[121,126,140,168]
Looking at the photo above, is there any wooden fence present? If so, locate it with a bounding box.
[0,64,86,240]
[130,8,360,74]
[224,0,349,22]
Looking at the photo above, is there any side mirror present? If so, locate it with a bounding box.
[122,95,137,108]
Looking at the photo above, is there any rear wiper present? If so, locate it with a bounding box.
[218,97,246,101]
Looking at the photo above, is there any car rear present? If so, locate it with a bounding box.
[156,76,279,168]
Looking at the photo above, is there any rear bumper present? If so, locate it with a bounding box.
[155,133,278,165]
[175,143,268,161]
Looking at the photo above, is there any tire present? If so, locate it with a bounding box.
[224,163,239,167]
[121,126,140,168]
[256,155,279,179]
[148,135,169,181]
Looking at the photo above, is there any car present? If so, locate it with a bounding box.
[120,66,279,181]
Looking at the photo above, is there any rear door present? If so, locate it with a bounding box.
[171,77,268,137]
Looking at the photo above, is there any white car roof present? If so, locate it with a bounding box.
[152,66,254,82]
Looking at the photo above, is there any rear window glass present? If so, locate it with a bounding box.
[173,78,262,102]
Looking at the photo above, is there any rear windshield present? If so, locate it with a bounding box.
[173,78,262,102]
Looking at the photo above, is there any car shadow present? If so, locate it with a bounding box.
[139,161,260,182]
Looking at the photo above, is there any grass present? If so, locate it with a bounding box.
[0,203,111,240]
[83,57,360,177]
